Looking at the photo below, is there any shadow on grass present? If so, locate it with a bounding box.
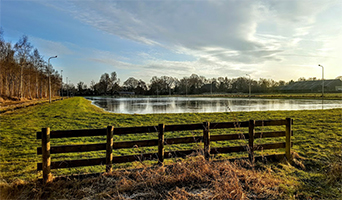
[292,153,342,199]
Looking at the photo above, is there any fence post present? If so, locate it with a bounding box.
[158,124,165,165]
[106,126,114,173]
[41,127,52,183]
[203,122,210,160]
[249,120,255,164]
[286,118,292,161]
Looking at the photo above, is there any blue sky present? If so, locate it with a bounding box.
[1,0,341,86]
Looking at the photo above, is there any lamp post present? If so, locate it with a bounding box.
[61,70,63,99]
[318,64,324,109]
[48,56,57,103]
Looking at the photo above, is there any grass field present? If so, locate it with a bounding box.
[0,97,341,199]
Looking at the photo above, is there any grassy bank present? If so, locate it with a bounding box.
[0,97,341,199]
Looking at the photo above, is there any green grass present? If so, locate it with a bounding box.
[0,97,341,198]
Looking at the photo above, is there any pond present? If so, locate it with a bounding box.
[85,97,342,114]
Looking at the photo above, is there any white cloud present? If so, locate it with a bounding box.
[41,0,341,81]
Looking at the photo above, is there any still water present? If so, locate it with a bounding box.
[85,97,342,114]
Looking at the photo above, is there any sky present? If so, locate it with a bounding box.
[1,0,341,86]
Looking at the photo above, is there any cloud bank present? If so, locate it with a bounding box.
[42,0,341,81]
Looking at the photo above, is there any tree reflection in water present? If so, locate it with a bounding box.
[86,97,342,114]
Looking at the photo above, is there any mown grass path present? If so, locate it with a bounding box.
[0,97,341,198]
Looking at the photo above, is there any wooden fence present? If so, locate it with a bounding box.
[37,118,293,183]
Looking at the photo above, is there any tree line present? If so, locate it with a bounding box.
[0,30,305,100]
[72,72,292,96]
[0,31,62,100]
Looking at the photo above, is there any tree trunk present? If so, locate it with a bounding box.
[19,64,23,99]
[36,74,39,99]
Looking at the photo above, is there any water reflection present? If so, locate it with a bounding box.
[85,97,342,114]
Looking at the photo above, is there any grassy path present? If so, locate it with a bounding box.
[0,97,341,198]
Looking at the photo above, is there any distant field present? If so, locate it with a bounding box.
[0,97,341,199]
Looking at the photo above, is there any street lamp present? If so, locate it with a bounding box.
[318,64,324,109]
[61,70,63,99]
[48,56,57,103]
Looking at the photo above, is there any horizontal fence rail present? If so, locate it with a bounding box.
[36,119,289,139]
[37,118,293,183]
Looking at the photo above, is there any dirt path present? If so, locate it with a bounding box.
[0,97,66,114]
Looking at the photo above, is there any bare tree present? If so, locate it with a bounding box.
[14,35,32,99]
[1,33,61,100]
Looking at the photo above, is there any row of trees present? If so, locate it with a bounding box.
[2,31,316,99]
[0,31,61,100]
[72,72,292,96]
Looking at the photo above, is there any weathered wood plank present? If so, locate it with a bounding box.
[210,131,292,142]
[38,150,199,170]
[165,123,203,132]
[36,119,289,139]
[203,122,210,160]
[41,128,51,183]
[210,142,289,155]
[165,136,202,145]
[38,153,161,169]
[249,120,255,163]
[114,135,204,149]
[37,128,106,139]
[286,118,292,161]
[114,135,204,150]
[37,136,203,155]
[114,126,157,135]
[209,119,287,129]
[106,126,114,172]
[38,158,106,170]
[211,134,244,141]
[210,121,248,129]
[254,142,293,150]
[255,119,287,126]
[114,139,158,149]
[253,131,289,138]
[37,143,106,155]
[158,124,165,165]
